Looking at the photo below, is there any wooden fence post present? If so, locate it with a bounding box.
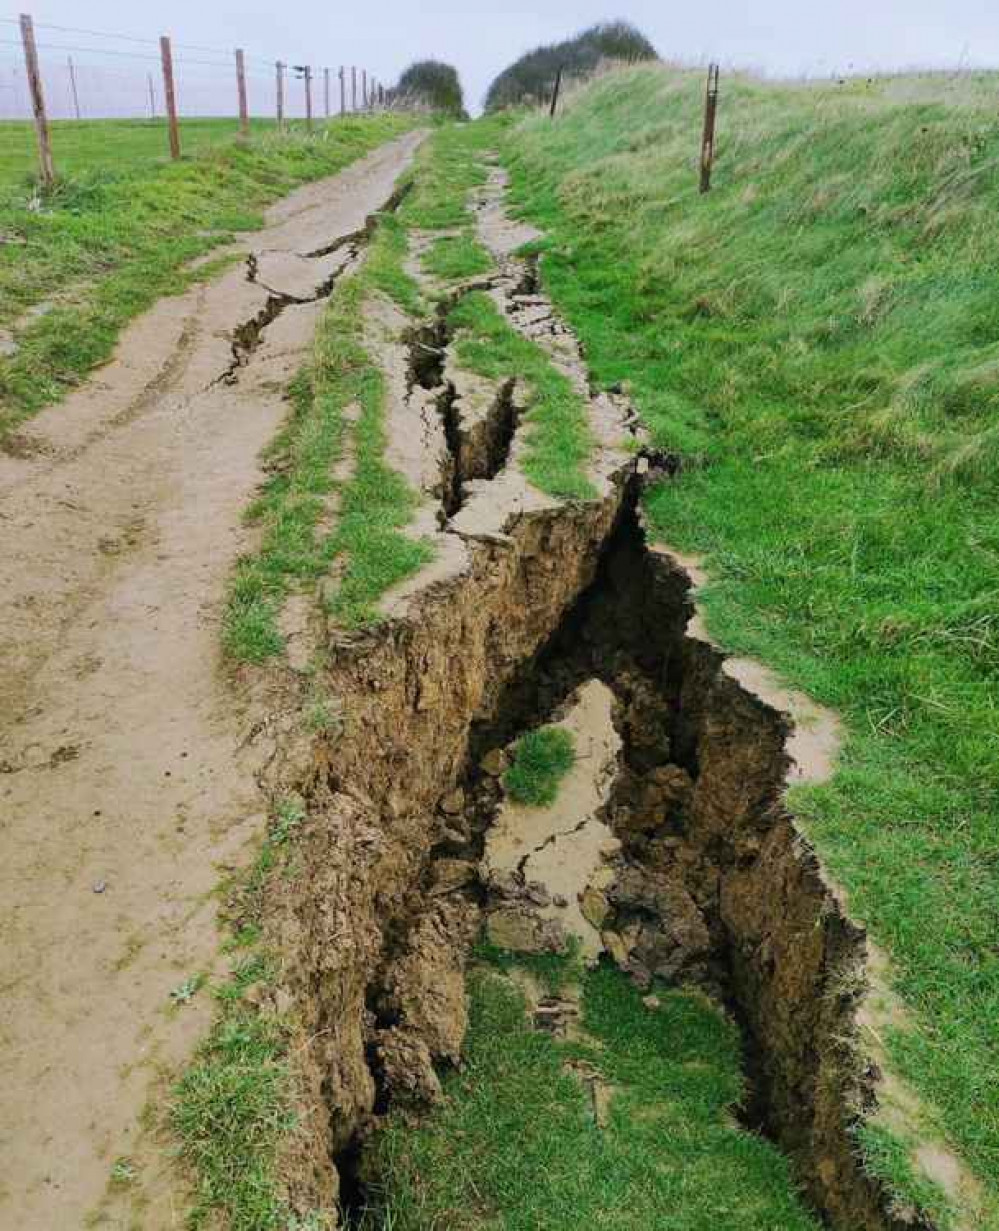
[19,14,54,186]
[235,48,249,138]
[549,64,563,118]
[339,65,345,115]
[304,65,313,129]
[276,60,284,128]
[324,66,330,117]
[351,65,357,111]
[160,36,180,160]
[362,68,367,110]
[147,72,156,118]
[699,63,720,194]
[67,55,81,120]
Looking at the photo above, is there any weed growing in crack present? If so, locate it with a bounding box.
[272,798,307,844]
[169,974,206,1007]
[503,724,576,807]
[109,1157,138,1187]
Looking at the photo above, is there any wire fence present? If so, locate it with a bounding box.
[0,13,392,186]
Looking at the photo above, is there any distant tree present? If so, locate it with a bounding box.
[391,60,466,117]
[485,20,657,112]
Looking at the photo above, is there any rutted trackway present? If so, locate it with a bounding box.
[0,130,424,1230]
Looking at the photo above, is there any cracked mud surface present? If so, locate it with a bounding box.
[0,130,424,1230]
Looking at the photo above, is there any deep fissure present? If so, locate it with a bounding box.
[263,178,926,1229]
[316,487,914,1231]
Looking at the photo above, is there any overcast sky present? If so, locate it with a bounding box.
[5,0,999,118]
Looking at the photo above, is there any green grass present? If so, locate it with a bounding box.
[502,725,576,806]
[420,232,493,281]
[502,63,999,1210]
[0,114,415,438]
[224,208,430,661]
[0,117,296,188]
[449,291,595,498]
[171,805,322,1230]
[363,960,821,1230]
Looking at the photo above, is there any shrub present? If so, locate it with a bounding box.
[392,60,466,117]
[485,20,656,112]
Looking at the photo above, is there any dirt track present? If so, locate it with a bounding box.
[0,130,423,1229]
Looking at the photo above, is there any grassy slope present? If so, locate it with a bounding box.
[504,65,999,1205]
[366,959,822,1230]
[0,114,414,437]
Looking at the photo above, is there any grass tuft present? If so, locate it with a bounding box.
[502,725,576,806]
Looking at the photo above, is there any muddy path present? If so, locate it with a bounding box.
[0,130,424,1230]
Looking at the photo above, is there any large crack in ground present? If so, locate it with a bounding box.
[250,178,966,1231]
[214,185,414,389]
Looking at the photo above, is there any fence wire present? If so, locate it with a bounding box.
[0,14,389,187]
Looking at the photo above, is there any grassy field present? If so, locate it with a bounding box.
[504,64,999,1213]
[0,113,415,440]
[0,116,293,189]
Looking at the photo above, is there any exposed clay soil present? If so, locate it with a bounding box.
[249,169,979,1230]
[0,131,424,1229]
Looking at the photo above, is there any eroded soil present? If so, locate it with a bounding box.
[0,131,424,1229]
[247,165,982,1230]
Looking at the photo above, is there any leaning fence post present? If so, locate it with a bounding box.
[235,48,249,138]
[699,63,720,193]
[276,60,284,128]
[67,55,81,120]
[160,35,180,159]
[549,64,563,118]
[19,14,54,186]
